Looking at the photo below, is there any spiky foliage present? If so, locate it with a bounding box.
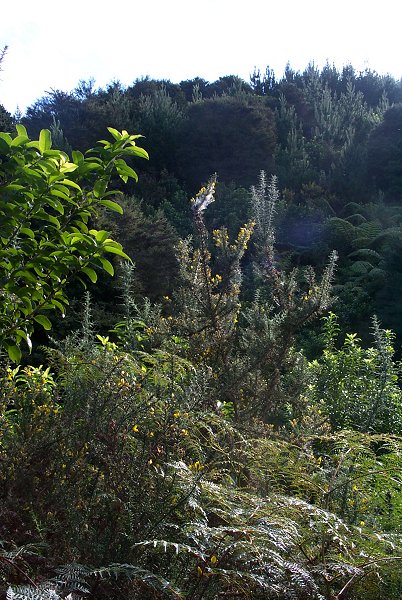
[151,173,338,422]
[250,171,278,261]
[240,174,337,420]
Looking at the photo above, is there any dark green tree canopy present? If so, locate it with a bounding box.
[368,103,402,199]
[177,95,277,189]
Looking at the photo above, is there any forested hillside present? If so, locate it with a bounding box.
[1,63,401,599]
[4,63,400,342]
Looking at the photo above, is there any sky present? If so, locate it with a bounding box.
[1,0,401,114]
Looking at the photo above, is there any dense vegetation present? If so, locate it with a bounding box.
[0,61,401,599]
[5,63,400,341]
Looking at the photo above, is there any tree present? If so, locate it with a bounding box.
[0,46,13,132]
[23,88,107,152]
[179,76,210,101]
[367,103,402,200]
[104,196,180,300]
[207,74,253,97]
[0,125,148,361]
[177,95,276,189]
[136,84,186,175]
[0,104,12,131]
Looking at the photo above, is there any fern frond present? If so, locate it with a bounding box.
[7,586,61,600]
[348,248,381,262]
[345,213,367,225]
[52,563,90,595]
[92,563,182,597]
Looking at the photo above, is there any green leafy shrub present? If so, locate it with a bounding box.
[0,125,148,361]
[309,313,402,434]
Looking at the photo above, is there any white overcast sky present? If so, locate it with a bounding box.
[1,0,401,114]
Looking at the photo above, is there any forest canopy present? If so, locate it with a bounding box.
[2,63,400,341]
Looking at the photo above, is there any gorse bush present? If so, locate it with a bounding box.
[143,173,338,424]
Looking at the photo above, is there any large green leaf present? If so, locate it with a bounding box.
[10,134,29,147]
[20,227,35,239]
[123,145,149,160]
[90,229,110,244]
[98,256,114,276]
[5,342,22,363]
[99,199,123,214]
[81,266,98,283]
[39,129,52,153]
[103,245,131,260]
[107,127,121,140]
[115,159,139,182]
[15,124,28,137]
[33,314,52,330]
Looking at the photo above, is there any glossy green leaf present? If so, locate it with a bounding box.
[10,134,29,147]
[15,270,37,284]
[50,188,70,202]
[98,256,114,276]
[0,132,13,145]
[115,159,139,181]
[124,145,149,160]
[33,314,52,330]
[20,227,35,239]
[99,199,123,214]
[15,124,28,137]
[94,178,107,198]
[81,266,98,283]
[5,343,22,363]
[3,184,25,192]
[43,149,69,159]
[21,167,42,179]
[89,229,110,243]
[51,299,66,313]
[72,150,84,164]
[47,196,65,214]
[36,211,61,227]
[107,127,121,140]
[60,162,78,173]
[39,129,52,153]
[60,178,82,191]
[103,245,131,260]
